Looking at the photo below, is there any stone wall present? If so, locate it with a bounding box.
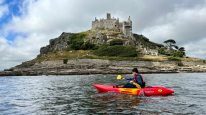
[182,61,205,65]
[140,48,158,56]
[40,60,63,65]
[39,59,206,66]
[2,59,206,76]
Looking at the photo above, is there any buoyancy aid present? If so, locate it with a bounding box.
[134,74,145,88]
[133,74,144,83]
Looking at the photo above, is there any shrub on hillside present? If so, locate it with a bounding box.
[70,41,97,50]
[94,45,137,57]
[109,39,124,46]
[92,45,99,50]
[71,40,84,50]
[93,45,118,56]
[169,51,184,57]
[142,36,149,42]
[63,59,68,64]
[51,40,55,46]
[84,41,95,49]
[158,48,165,54]
[176,62,184,66]
[120,45,137,57]
[68,33,87,45]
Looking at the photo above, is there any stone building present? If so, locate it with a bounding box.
[141,48,159,56]
[92,13,132,36]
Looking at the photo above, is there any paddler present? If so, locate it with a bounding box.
[122,68,145,88]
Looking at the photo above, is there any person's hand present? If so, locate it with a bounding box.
[130,81,133,83]
[122,78,125,80]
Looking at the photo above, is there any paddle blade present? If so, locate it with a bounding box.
[117,75,122,79]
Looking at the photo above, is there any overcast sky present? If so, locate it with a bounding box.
[0,0,206,70]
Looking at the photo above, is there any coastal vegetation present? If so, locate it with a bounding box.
[109,39,124,46]
[66,32,98,50]
[35,29,206,63]
[158,39,186,57]
[36,49,205,62]
[94,45,137,57]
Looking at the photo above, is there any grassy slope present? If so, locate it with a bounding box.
[36,50,205,62]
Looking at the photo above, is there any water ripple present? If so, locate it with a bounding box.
[0,74,206,114]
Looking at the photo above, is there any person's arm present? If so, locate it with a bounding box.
[125,78,133,80]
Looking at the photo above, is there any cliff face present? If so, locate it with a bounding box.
[40,32,72,56]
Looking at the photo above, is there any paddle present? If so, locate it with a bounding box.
[117,75,122,79]
[132,82,141,89]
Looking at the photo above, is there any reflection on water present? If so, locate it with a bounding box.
[0,73,206,114]
[93,92,173,114]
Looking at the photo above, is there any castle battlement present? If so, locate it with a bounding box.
[92,13,132,36]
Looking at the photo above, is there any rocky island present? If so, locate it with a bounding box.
[1,13,206,76]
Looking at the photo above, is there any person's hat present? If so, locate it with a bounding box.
[132,68,138,73]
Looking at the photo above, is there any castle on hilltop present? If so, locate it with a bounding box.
[92,13,132,36]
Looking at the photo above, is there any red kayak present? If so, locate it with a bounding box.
[93,84,174,96]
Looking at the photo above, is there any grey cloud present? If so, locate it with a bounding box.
[140,3,206,46]
[1,0,206,70]
[183,38,206,59]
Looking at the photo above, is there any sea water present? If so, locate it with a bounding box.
[0,73,206,114]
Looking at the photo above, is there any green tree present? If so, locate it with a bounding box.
[156,44,164,48]
[158,48,165,54]
[169,50,184,57]
[179,47,186,56]
[174,45,179,50]
[164,39,176,50]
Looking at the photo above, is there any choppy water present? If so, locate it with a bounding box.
[0,73,206,115]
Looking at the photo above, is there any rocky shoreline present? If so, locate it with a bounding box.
[1,59,206,76]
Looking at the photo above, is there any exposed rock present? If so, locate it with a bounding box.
[84,35,107,45]
[4,69,13,71]
[40,32,72,56]
[40,46,49,56]
[133,34,160,49]
[15,61,35,68]
[123,40,136,46]
[96,35,107,45]
[95,30,102,35]
[107,39,113,44]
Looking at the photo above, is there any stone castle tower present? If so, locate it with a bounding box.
[92,13,132,36]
